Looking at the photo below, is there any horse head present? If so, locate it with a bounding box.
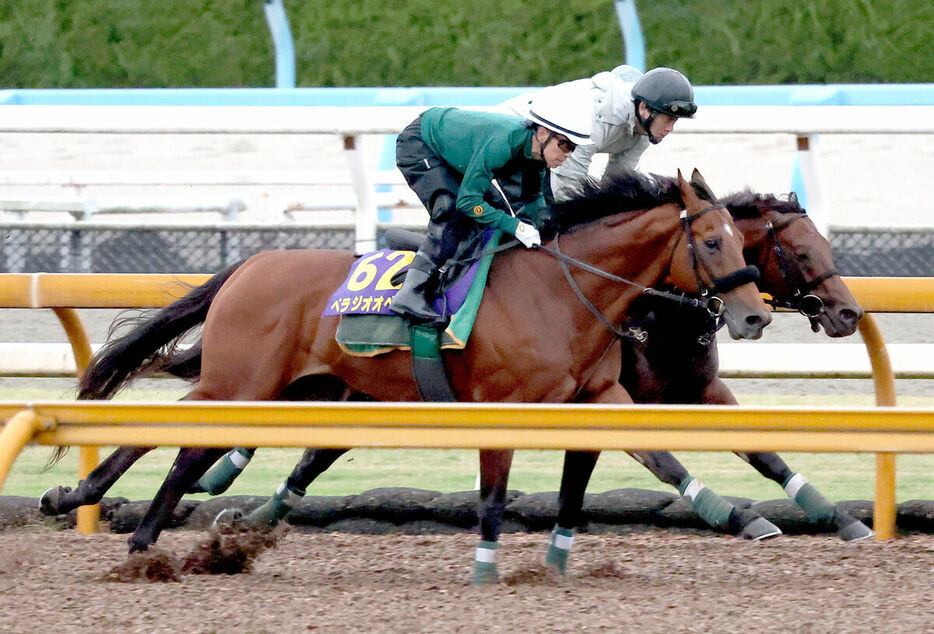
[666,169,772,340]
[729,192,863,337]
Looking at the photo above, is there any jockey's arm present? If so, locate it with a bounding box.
[455,143,523,235]
[604,149,642,177]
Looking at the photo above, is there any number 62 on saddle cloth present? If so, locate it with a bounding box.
[323,230,502,357]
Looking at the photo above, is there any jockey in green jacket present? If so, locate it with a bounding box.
[391,84,593,323]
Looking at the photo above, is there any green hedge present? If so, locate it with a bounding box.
[1,0,932,88]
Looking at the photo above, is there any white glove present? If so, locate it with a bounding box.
[514,222,541,249]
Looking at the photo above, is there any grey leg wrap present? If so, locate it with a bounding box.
[679,476,734,530]
[783,473,836,523]
[192,447,255,495]
[245,481,306,528]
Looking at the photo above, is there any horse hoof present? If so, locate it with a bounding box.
[740,517,782,541]
[837,519,874,542]
[212,507,245,529]
[127,538,150,553]
[38,486,70,515]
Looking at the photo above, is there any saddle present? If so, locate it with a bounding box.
[323,228,502,357]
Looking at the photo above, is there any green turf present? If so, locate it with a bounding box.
[6,444,934,503]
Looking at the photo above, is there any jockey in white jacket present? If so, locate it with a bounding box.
[507,65,697,202]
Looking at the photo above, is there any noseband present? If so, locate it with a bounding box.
[761,213,839,319]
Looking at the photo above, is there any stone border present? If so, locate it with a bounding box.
[4,488,934,536]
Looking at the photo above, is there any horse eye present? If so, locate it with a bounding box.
[795,251,810,263]
[704,238,720,250]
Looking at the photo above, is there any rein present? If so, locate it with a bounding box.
[538,204,745,342]
[445,204,756,344]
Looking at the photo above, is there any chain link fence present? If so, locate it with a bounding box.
[2,224,932,276]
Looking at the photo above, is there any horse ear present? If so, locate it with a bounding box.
[676,169,692,201]
[690,169,716,201]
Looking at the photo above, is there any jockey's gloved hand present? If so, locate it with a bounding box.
[514,222,542,249]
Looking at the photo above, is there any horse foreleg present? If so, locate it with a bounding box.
[127,447,227,552]
[243,447,350,528]
[545,450,600,573]
[474,448,513,584]
[39,446,155,516]
[627,449,781,540]
[702,378,873,541]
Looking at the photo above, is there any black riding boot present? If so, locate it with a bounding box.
[390,252,442,323]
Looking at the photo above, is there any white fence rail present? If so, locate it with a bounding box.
[2,341,932,379]
[2,105,934,249]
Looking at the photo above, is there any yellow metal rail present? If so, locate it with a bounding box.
[1,400,932,450]
[1,274,932,540]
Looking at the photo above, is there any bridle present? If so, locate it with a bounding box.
[541,203,758,342]
[446,203,761,344]
[681,204,760,301]
[758,212,839,325]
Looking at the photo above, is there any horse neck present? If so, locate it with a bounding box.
[552,204,683,330]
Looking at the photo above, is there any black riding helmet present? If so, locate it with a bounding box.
[631,67,697,144]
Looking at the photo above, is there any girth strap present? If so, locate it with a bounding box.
[410,325,457,402]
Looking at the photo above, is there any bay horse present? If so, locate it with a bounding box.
[40,169,770,582]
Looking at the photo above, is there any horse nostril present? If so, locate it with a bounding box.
[746,313,769,328]
[839,308,863,324]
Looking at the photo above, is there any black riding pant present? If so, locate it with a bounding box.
[396,115,477,267]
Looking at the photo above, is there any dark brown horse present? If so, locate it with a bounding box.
[42,169,769,582]
[543,188,870,570]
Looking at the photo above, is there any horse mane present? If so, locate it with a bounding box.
[722,190,807,219]
[545,168,683,236]
[544,167,807,236]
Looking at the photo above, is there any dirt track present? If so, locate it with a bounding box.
[1,527,933,633]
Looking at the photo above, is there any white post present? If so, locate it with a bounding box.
[796,134,828,235]
[344,135,378,254]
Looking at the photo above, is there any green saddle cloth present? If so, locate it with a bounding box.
[336,230,501,357]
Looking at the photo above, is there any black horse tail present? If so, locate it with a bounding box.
[77,260,244,401]
[44,261,244,470]
[159,339,203,380]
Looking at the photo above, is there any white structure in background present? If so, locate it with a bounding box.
[2,105,933,251]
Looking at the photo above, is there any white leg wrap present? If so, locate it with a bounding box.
[229,450,251,469]
[552,532,574,550]
[475,546,497,563]
[682,477,704,501]
[784,473,808,499]
[276,482,303,507]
